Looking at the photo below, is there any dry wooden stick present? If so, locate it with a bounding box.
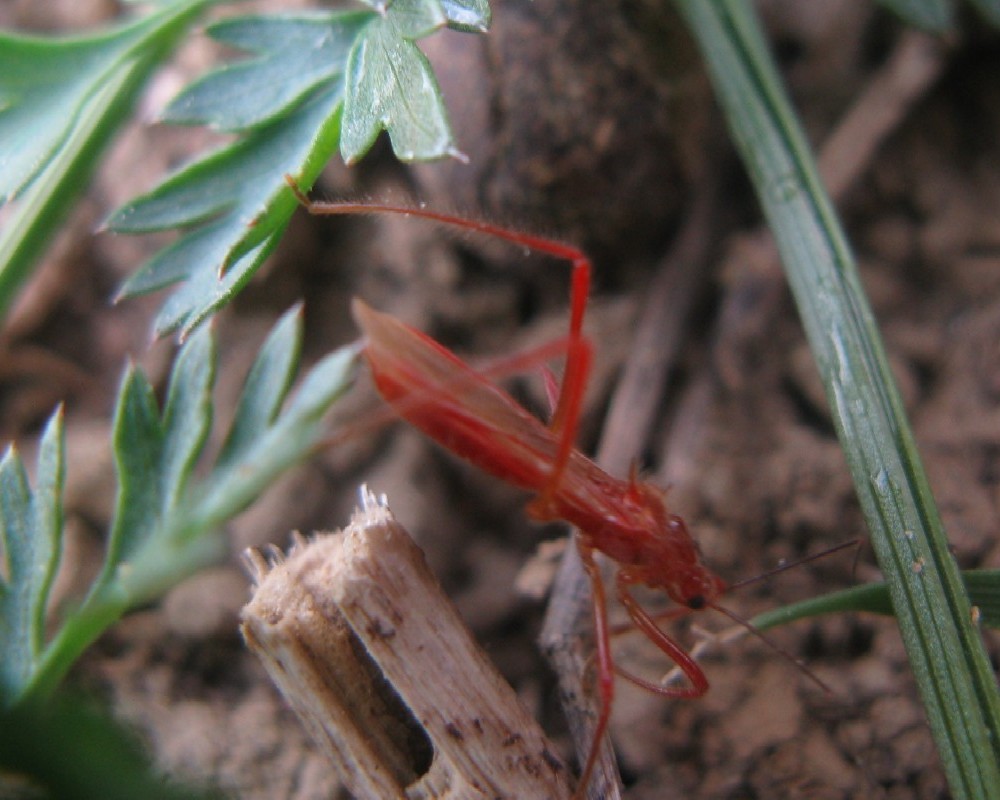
[242,487,571,800]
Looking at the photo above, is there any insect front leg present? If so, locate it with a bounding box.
[615,575,709,698]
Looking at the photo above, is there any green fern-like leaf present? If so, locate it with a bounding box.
[1,306,356,707]
[340,0,478,163]
[0,1,490,336]
[0,411,65,701]
[162,12,370,131]
[107,1,489,339]
[0,0,212,321]
[108,80,345,335]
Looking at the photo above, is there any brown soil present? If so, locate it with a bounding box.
[4,2,1000,799]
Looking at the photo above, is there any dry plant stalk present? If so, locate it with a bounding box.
[241,487,571,800]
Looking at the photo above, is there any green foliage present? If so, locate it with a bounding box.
[0,0,212,322]
[0,0,208,204]
[0,695,219,799]
[107,80,344,335]
[160,13,367,131]
[0,410,64,701]
[0,0,487,787]
[0,307,356,707]
[3,0,997,794]
[0,0,490,337]
[341,0,483,162]
[104,0,488,337]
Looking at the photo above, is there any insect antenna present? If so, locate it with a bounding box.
[697,540,860,694]
[727,538,860,593]
[708,602,834,694]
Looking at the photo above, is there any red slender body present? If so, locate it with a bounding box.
[289,178,727,798]
[353,299,726,610]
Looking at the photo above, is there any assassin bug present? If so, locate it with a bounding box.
[287,177,831,797]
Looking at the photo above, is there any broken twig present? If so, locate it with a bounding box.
[242,487,571,800]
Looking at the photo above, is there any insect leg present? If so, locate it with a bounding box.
[615,576,709,698]
[575,542,617,798]
[531,260,594,516]
[288,176,598,503]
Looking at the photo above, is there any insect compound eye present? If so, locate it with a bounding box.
[686,595,706,610]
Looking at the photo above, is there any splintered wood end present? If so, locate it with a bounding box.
[241,486,571,800]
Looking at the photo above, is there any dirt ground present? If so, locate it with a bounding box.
[3,1,1000,798]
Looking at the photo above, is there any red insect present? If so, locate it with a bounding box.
[288,178,815,797]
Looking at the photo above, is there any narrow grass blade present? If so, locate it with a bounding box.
[753,570,1000,631]
[673,2,1000,796]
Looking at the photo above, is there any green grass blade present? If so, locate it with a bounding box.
[674,2,1000,797]
[754,570,1000,632]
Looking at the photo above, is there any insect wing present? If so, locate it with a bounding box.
[352,300,561,491]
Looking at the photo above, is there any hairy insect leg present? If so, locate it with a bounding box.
[571,547,709,797]
[534,253,594,511]
[286,175,596,514]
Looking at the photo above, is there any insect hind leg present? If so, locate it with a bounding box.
[288,175,596,516]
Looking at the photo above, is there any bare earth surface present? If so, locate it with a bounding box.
[3,1,1000,798]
